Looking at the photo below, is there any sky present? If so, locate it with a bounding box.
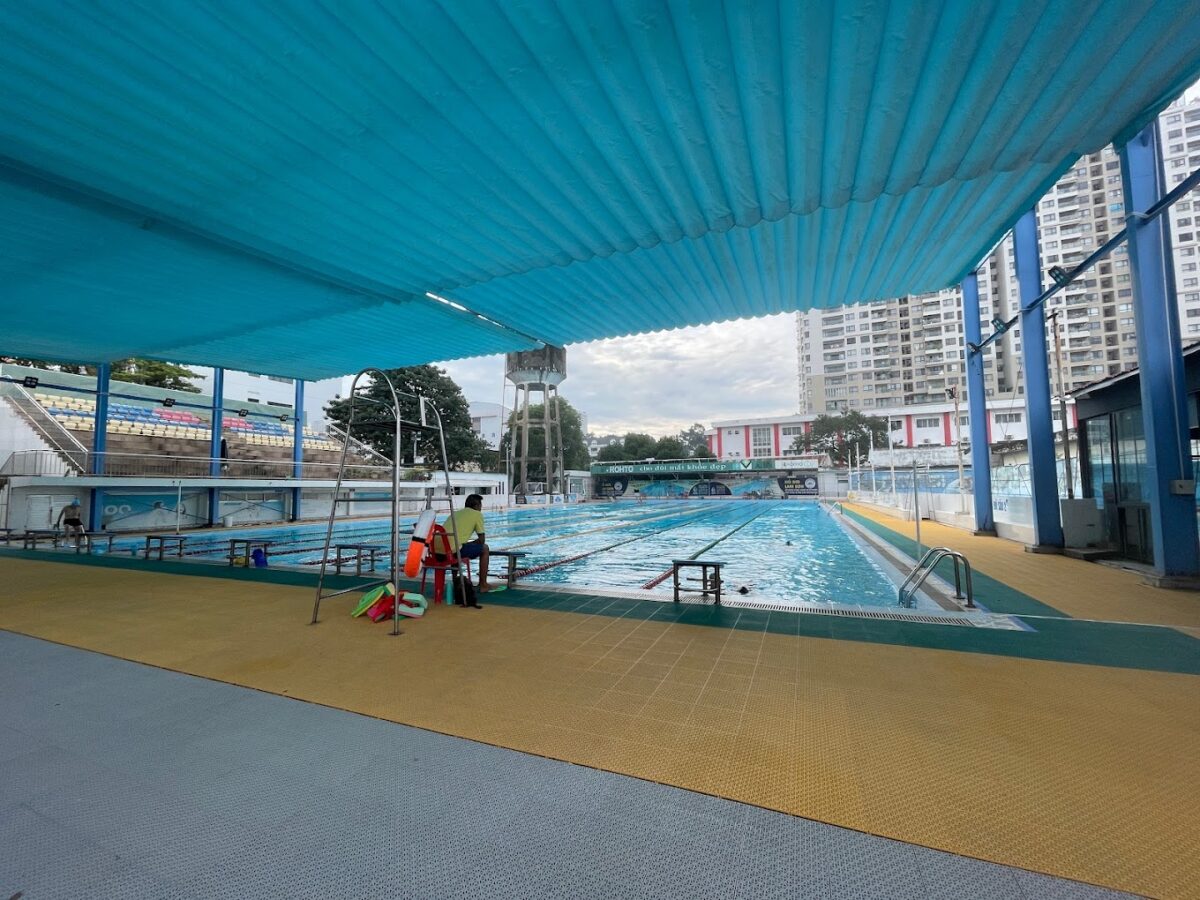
[441,313,799,438]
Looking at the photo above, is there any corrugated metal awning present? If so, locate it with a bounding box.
[2,1,1199,378]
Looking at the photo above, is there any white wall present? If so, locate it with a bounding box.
[0,399,66,471]
[716,426,747,459]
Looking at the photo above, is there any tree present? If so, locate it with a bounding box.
[500,396,590,476]
[621,432,658,460]
[692,444,716,459]
[111,359,201,392]
[653,436,687,459]
[0,357,85,373]
[795,411,888,466]
[0,357,200,391]
[677,423,711,457]
[595,441,626,462]
[324,365,487,469]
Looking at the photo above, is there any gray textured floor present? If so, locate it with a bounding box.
[0,630,1133,899]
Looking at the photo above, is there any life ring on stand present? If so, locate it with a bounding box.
[404,509,438,577]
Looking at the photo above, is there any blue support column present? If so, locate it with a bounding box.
[291,379,304,521]
[87,363,110,532]
[1013,209,1064,549]
[1119,123,1200,580]
[961,274,994,534]
[208,368,224,526]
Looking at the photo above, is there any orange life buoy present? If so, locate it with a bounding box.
[404,509,438,577]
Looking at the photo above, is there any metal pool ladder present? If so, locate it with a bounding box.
[899,547,975,609]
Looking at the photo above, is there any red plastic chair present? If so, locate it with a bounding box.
[419,524,472,604]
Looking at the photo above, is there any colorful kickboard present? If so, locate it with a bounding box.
[352,583,394,618]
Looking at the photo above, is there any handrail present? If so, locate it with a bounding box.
[0,385,89,472]
[898,546,975,609]
[311,372,464,636]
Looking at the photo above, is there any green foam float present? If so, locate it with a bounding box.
[351,583,394,617]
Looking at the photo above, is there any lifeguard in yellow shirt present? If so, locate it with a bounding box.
[434,493,491,593]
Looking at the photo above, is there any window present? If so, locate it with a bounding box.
[914,417,940,428]
[750,426,773,458]
[995,412,1023,424]
[268,376,294,385]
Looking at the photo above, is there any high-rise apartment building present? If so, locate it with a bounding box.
[797,95,1200,415]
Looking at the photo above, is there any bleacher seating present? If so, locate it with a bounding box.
[33,391,342,451]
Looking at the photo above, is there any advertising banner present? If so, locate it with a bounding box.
[778,474,820,496]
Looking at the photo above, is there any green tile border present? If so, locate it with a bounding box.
[0,545,375,592]
[484,586,1200,676]
[840,508,1067,618]
[3,546,1197,676]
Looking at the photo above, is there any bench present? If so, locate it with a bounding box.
[145,534,189,560]
[23,529,61,550]
[228,538,277,567]
[671,559,725,605]
[491,550,529,588]
[73,532,116,554]
[333,543,385,576]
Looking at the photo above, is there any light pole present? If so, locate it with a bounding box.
[1047,309,1075,499]
[947,385,965,513]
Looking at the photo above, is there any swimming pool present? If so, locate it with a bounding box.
[106,501,923,609]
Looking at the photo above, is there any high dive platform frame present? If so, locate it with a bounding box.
[309,368,464,636]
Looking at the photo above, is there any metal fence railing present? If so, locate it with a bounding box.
[0,448,419,482]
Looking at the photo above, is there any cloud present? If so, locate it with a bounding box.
[441,313,798,437]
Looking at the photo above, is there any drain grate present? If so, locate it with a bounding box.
[677,594,975,626]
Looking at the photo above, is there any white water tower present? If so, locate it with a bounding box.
[505,346,566,496]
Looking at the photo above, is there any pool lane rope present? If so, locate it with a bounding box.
[511,505,729,578]
[288,505,687,565]
[640,504,777,590]
[500,505,716,551]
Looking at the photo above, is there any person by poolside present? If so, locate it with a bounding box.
[56,498,85,546]
[434,493,491,595]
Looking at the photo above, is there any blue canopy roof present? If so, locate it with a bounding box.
[2,1,1199,378]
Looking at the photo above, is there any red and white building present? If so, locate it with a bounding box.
[705,401,1077,461]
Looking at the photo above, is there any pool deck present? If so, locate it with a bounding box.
[1,506,1198,898]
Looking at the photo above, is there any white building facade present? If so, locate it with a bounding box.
[468,401,510,451]
[706,401,1075,461]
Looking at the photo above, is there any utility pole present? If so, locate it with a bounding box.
[1047,309,1075,499]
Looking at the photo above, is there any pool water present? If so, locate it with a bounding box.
[108,501,908,609]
